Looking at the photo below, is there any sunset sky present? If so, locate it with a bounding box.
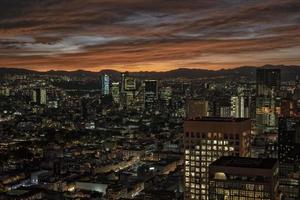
[0,0,299,71]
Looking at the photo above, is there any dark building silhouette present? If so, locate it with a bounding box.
[256,68,281,134]
[278,117,300,199]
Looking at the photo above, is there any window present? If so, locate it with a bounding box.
[185,132,189,137]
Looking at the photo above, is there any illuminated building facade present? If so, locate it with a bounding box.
[183,117,251,200]
[33,88,47,105]
[278,117,300,200]
[120,72,136,109]
[209,156,279,200]
[111,82,120,104]
[101,74,110,96]
[220,106,231,118]
[160,86,172,106]
[231,96,249,118]
[256,68,281,134]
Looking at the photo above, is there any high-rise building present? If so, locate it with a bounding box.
[32,88,47,105]
[186,99,209,119]
[209,156,279,200]
[144,80,158,110]
[120,72,128,93]
[119,74,136,108]
[111,82,120,104]
[231,96,249,118]
[256,68,281,134]
[160,86,172,107]
[220,106,231,117]
[183,117,251,200]
[124,77,136,91]
[101,74,110,96]
[278,117,300,199]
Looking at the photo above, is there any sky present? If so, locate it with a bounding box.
[0,0,299,72]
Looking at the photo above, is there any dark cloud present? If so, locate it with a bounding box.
[0,0,299,71]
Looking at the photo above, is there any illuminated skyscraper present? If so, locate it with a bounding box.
[33,88,47,105]
[111,82,120,104]
[278,117,300,199]
[120,72,136,109]
[220,106,231,117]
[256,68,281,134]
[209,156,279,200]
[160,86,172,106]
[144,80,158,110]
[101,74,110,96]
[183,117,251,200]
[231,96,249,118]
[124,77,136,91]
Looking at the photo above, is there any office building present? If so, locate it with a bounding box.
[144,80,158,110]
[186,99,209,119]
[101,74,110,96]
[33,88,47,105]
[124,77,136,91]
[209,156,279,200]
[120,74,136,108]
[231,96,249,118]
[160,86,172,106]
[111,82,120,104]
[220,106,231,118]
[278,117,300,199]
[183,117,251,200]
[256,68,281,134]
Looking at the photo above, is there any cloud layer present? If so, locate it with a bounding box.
[0,0,299,71]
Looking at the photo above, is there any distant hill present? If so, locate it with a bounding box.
[0,65,299,81]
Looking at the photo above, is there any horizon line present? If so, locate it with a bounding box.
[0,64,296,73]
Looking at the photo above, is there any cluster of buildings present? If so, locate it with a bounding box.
[183,69,300,200]
[0,68,299,199]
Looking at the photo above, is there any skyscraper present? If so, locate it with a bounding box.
[183,117,251,200]
[278,117,300,199]
[32,88,47,105]
[231,96,249,118]
[256,68,281,134]
[144,80,158,110]
[123,77,136,108]
[101,74,110,96]
[209,156,279,200]
[111,82,120,104]
[160,86,172,107]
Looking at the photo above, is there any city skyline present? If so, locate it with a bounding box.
[0,0,300,71]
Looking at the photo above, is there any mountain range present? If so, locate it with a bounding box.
[0,65,300,81]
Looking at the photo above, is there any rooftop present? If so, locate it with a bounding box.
[210,156,278,169]
[186,117,250,123]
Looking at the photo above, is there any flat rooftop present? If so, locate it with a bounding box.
[186,117,250,123]
[211,156,278,169]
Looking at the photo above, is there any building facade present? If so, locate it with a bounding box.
[209,156,279,200]
[144,80,158,110]
[101,74,110,96]
[33,88,47,105]
[183,117,251,200]
[256,68,281,134]
[278,117,300,200]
